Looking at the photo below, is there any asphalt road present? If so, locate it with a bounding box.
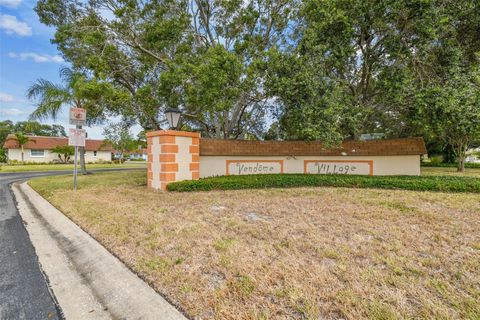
[0,169,143,320]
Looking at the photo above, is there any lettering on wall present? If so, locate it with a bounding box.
[226,160,284,175]
[304,160,373,175]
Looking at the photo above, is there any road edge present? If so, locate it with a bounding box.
[13,182,187,320]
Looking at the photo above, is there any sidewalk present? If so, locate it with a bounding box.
[13,182,187,320]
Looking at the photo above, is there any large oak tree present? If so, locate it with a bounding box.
[35,0,294,138]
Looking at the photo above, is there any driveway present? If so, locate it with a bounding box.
[0,169,143,320]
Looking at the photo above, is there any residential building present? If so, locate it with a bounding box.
[3,134,112,163]
[128,148,147,161]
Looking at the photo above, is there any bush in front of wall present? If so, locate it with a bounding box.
[167,173,480,193]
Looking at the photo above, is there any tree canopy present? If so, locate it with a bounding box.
[34,0,480,169]
[0,120,66,146]
[27,67,111,173]
[35,0,295,137]
[103,122,137,162]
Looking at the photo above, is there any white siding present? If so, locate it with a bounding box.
[83,150,111,162]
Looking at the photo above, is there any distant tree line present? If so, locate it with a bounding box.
[31,0,480,171]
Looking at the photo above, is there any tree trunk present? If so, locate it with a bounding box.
[79,146,88,174]
[457,157,465,172]
[21,146,24,163]
[76,124,88,174]
[453,140,468,173]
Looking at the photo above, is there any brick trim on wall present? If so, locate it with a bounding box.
[190,136,200,180]
[146,130,200,138]
[147,137,153,188]
[158,137,177,190]
[147,130,200,190]
[200,137,427,157]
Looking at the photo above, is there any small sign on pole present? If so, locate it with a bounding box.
[69,107,87,191]
[69,128,86,191]
[69,107,87,126]
[68,128,86,147]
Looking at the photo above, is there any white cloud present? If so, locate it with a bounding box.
[8,52,64,63]
[0,0,22,8]
[0,14,31,36]
[0,108,25,116]
[0,93,14,102]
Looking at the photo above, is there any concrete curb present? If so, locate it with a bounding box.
[13,182,187,320]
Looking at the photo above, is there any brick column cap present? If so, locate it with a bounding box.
[146,130,201,138]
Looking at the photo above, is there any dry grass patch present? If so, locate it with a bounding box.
[29,171,480,319]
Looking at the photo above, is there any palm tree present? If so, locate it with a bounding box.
[14,132,29,163]
[27,67,104,174]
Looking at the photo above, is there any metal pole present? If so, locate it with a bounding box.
[73,145,78,191]
[74,123,82,190]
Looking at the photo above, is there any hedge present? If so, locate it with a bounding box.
[167,174,480,193]
[421,162,480,168]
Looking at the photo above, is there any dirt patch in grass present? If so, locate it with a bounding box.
[29,171,480,319]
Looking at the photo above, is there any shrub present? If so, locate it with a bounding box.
[96,159,112,164]
[6,160,56,165]
[0,148,6,163]
[87,160,112,164]
[167,174,480,193]
[428,155,444,165]
[51,145,74,163]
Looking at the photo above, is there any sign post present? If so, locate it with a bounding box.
[69,108,87,191]
[69,108,86,126]
[73,143,78,190]
[69,127,86,190]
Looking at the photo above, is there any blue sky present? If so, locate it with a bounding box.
[0,0,130,138]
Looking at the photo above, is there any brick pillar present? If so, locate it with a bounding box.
[146,130,200,191]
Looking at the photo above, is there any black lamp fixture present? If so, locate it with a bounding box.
[165,108,182,130]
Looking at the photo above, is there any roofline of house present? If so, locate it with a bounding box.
[3,134,112,151]
[4,134,105,142]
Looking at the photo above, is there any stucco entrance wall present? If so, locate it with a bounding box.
[147,134,427,190]
[200,155,421,177]
[198,137,427,178]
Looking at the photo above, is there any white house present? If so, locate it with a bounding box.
[3,134,112,163]
[128,148,147,161]
[466,146,480,163]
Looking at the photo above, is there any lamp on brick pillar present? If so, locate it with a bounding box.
[165,108,182,130]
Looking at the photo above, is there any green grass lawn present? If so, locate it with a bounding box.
[29,170,146,196]
[0,162,146,172]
